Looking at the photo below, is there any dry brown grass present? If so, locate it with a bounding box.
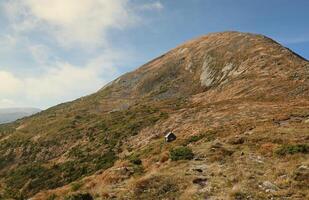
[2,32,309,199]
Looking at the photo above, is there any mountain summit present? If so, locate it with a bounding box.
[0,32,308,200]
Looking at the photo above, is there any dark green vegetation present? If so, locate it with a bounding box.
[70,182,83,192]
[276,144,309,156]
[129,154,142,165]
[0,103,169,199]
[3,151,116,198]
[170,146,194,161]
[64,193,93,200]
[183,131,217,146]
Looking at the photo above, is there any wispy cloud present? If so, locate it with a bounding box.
[3,0,137,48]
[0,0,164,108]
[138,1,164,11]
[0,51,122,109]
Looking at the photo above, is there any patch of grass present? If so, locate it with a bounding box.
[1,103,167,198]
[96,104,168,150]
[184,134,206,145]
[4,163,62,198]
[129,154,142,165]
[4,150,116,198]
[94,151,117,170]
[230,191,248,200]
[64,193,93,200]
[276,144,309,156]
[133,176,179,200]
[71,182,83,191]
[0,124,15,138]
[183,131,217,146]
[2,187,25,200]
[170,146,194,161]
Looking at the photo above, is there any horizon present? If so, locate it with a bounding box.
[1,0,309,109]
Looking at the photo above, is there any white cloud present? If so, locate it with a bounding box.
[139,1,164,11]
[0,71,23,96]
[0,99,18,108]
[4,0,136,47]
[0,0,163,109]
[0,52,121,109]
[0,34,18,47]
[28,44,53,65]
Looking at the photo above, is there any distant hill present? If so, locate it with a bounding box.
[0,108,41,124]
[0,32,308,200]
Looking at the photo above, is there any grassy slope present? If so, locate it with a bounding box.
[0,32,308,200]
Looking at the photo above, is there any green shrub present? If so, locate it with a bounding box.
[276,144,309,156]
[64,193,93,200]
[129,154,142,165]
[184,134,206,145]
[170,146,194,161]
[94,151,117,170]
[231,191,247,200]
[183,131,217,146]
[71,182,83,191]
[47,194,57,200]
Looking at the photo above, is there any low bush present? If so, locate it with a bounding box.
[64,193,93,200]
[170,146,194,161]
[276,144,309,156]
[183,131,217,146]
[129,154,142,165]
[184,134,206,145]
[71,182,83,191]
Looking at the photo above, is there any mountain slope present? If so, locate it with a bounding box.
[0,32,308,200]
[0,108,41,124]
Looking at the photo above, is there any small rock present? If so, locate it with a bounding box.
[193,168,203,173]
[279,174,288,179]
[228,136,245,145]
[211,142,223,148]
[194,157,203,161]
[262,181,279,192]
[192,177,207,186]
[251,155,264,164]
[293,165,309,181]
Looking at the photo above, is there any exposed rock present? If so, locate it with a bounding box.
[228,136,245,145]
[293,165,309,182]
[192,177,207,186]
[193,168,203,173]
[259,181,279,193]
[200,55,216,87]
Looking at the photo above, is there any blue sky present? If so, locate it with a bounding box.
[0,0,308,109]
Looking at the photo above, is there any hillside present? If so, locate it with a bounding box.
[0,31,308,200]
[0,108,41,124]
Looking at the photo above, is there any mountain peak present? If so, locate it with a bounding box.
[1,32,308,200]
[98,31,308,107]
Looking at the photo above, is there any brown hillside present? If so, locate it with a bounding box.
[0,31,308,200]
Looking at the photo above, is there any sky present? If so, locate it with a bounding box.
[0,0,309,109]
